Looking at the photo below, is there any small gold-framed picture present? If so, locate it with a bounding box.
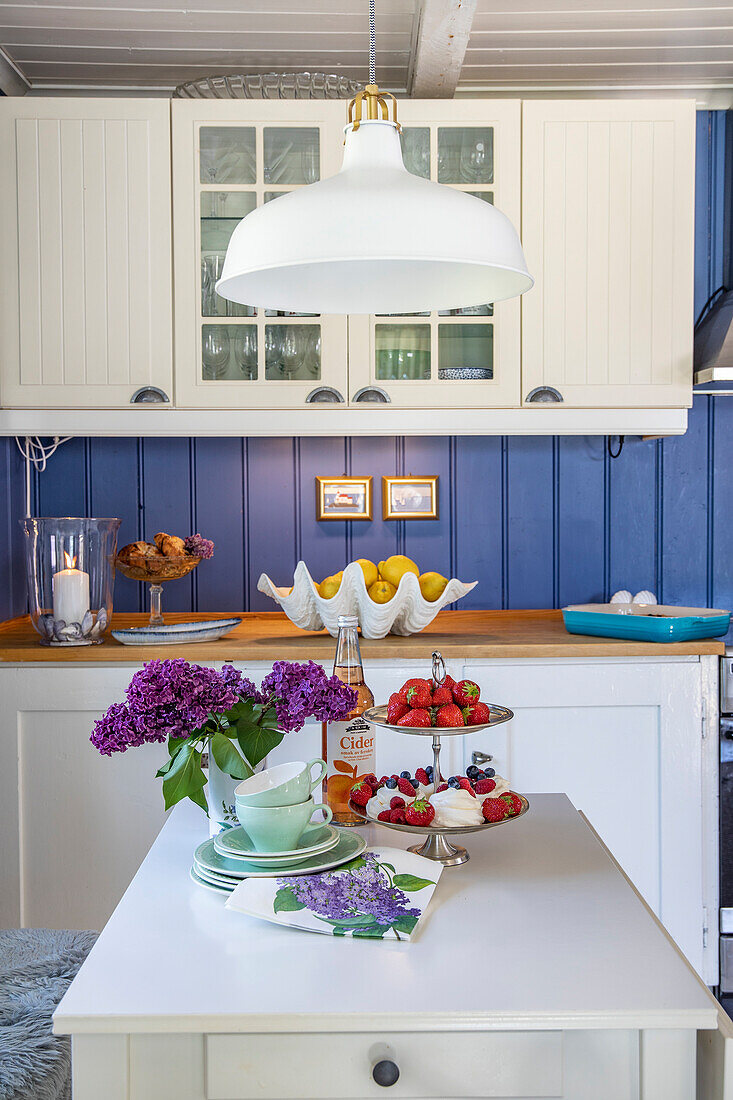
[316,476,373,521]
[382,476,439,520]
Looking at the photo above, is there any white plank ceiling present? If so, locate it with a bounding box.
[0,0,732,93]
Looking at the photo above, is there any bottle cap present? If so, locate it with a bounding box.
[337,615,359,628]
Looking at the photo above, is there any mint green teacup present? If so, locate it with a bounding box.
[235,796,333,854]
[234,759,327,808]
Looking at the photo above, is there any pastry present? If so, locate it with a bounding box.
[154,532,186,558]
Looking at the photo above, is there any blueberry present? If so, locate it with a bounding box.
[400,770,411,779]
[484,767,496,778]
[448,776,460,789]
[426,765,434,778]
[386,777,398,789]
[476,770,486,780]
[411,778,419,789]
[466,765,479,779]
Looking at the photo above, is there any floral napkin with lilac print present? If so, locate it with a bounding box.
[225,848,443,940]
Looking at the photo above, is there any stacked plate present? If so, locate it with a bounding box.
[190,823,366,895]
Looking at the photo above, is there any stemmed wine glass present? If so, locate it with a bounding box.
[303,328,321,377]
[202,326,230,379]
[279,329,301,380]
[459,137,490,184]
[233,328,257,379]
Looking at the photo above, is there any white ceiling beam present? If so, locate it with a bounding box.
[407,0,478,97]
[0,44,29,94]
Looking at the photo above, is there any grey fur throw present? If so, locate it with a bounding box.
[0,929,98,1100]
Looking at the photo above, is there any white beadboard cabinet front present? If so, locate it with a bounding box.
[521,99,696,409]
[0,99,173,409]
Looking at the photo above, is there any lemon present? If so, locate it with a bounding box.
[378,560,386,578]
[355,558,378,588]
[319,575,341,599]
[380,555,420,588]
[368,579,397,604]
[419,571,448,602]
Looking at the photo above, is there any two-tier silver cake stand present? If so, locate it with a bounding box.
[350,652,529,866]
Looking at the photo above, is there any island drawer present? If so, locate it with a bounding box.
[205,1031,563,1098]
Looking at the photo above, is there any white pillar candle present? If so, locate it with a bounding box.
[52,553,90,624]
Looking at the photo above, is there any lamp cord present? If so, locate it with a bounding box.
[14,435,71,516]
[369,0,376,84]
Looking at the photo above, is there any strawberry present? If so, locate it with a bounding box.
[431,684,453,707]
[462,701,491,726]
[363,773,379,789]
[432,673,456,693]
[404,684,432,708]
[389,808,407,824]
[457,777,476,797]
[388,691,404,707]
[435,703,465,728]
[397,776,416,797]
[377,810,392,822]
[399,677,431,701]
[452,679,480,707]
[482,797,509,822]
[349,779,373,807]
[415,767,430,786]
[405,797,436,827]
[397,708,432,728]
[436,782,449,793]
[474,777,496,795]
[387,698,410,724]
[389,796,406,810]
[501,792,524,816]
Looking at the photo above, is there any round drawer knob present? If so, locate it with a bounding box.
[372,1059,400,1087]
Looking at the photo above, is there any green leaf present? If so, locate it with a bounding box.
[339,856,367,873]
[156,734,193,777]
[322,914,376,928]
[391,914,419,935]
[161,744,207,812]
[353,924,390,939]
[273,886,306,914]
[236,724,284,769]
[210,730,253,781]
[380,862,396,874]
[393,874,435,892]
[188,783,209,814]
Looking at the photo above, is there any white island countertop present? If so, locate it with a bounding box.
[54,794,717,1037]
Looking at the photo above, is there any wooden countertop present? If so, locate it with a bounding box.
[0,610,725,662]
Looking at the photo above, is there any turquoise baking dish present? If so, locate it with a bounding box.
[562,603,730,642]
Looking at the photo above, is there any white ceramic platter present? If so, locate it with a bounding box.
[111,617,241,646]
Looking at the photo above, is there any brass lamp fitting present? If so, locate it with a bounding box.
[347,83,401,133]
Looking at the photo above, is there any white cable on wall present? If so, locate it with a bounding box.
[14,435,72,517]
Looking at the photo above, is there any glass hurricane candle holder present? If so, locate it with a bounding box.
[21,517,121,646]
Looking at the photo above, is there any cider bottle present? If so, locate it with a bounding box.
[322,615,375,826]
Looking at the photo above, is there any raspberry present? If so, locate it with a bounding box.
[379,776,390,786]
[389,796,406,810]
[377,810,392,822]
[363,773,379,789]
[482,798,509,822]
[415,767,430,785]
[501,792,524,816]
[349,779,373,807]
[474,778,496,795]
[457,777,476,796]
[436,782,449,792]
[389,808,407,824]
[397,777,416,796]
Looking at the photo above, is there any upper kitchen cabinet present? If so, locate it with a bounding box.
[172,100,349,409]
[521,100,695,408]
[0,100,173,409]
[348,100,522,408]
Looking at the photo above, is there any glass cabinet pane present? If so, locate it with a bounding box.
[200,127,255,185]
[202,324,258,380]
[264,127,320,185]
[375,324,431,380]
[437,127,494,185]
[265,324,321,380]
[200,193,256,317]
[400,127,430,179]
[437,324,493,380]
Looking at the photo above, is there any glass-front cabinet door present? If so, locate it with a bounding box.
[347,100,522,407]
[172,101,348,408]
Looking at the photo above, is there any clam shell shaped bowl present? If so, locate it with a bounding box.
[258,561,477,639]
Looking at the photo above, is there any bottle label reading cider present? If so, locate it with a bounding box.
[322,615,375,825]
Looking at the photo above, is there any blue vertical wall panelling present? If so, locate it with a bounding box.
[0,439,25,620]
[9,109,733,621]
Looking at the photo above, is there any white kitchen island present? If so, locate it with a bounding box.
[54,795,731,1100]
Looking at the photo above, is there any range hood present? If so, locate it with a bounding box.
[694,289,733,385]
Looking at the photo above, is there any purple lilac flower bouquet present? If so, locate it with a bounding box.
[91,658,357,812]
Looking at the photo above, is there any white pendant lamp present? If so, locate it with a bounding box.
[216,6,533,316]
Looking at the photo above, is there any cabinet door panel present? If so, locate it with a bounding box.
[521,100,694,408]
[0,100,173,409]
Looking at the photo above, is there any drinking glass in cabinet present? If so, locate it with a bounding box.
[202,325,232,379]
[265,325,321,380]
[400,128,430,179]
[232,327,258,379]
[200,192,256,249]
[201,252,254,318]
[264,128,320,186]
[375,324,431,380]
[437,324,493,380]
[437,127,494,185]
[199,127,256,185]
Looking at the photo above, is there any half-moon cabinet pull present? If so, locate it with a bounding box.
[353,386,391,403]
[372,1060,400,1088]
[525,386,563,404]
[305,386,345,404]
[131,386,170,404]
